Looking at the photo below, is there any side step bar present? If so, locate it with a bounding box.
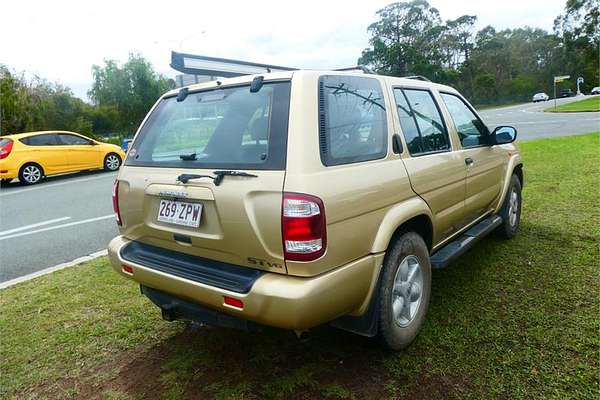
[431,215,502,269]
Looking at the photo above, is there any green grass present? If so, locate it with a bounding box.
[544,96,600,112]
[1,133,599,399]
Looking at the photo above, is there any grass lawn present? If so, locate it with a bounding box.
[544,96,600,112]
[1,133,599,400]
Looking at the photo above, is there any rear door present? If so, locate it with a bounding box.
[438,92,504,225]
[118,80,291,274]
[392,87,466,244]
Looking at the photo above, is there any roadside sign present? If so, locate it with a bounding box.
[576,77,584,95]
[553,75,571,110]
[554,75,570,83]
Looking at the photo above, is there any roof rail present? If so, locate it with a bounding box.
[170,51,297,78]
[333,65,375,74]
[403,75,431,82]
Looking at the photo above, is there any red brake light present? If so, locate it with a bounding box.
[0,139,13,160]
[282,193,326,262]
[112,180,122,226]
[122,264,133,274]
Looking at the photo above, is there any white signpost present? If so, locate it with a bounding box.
[577,77,584,95]
[553,75,570,109]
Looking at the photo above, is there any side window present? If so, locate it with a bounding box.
[393,89,423,154]
[59,134,92,145]
[319,75,388,166]
[440,93,489,147]
[20,134,59,146]
[401,89,450,154]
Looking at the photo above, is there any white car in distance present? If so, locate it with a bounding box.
[532,92,550,102]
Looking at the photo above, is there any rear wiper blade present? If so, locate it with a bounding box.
[176,170,257,186]
[179,153,197,161]
[212,170,258,185]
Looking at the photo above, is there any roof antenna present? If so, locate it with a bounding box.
[176,87,189,102]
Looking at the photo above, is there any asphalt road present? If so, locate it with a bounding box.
[0,171,118,283]
[0,96,598,283]
[479,95,600,140]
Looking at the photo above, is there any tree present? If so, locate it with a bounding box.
[358,1,447,78]
[89,54,172,135]
[554,0,600,90]
[0,66,94,136]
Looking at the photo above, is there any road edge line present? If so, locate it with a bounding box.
[0,249,108,290]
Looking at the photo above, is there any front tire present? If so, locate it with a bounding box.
[378,232,432,351]
[495,174,522,239]
[19,164,43,185]
[104,153,121,171]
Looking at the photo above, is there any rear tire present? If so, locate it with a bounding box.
[378,232,431,351]
[495,174,522,239]
[19,163,43,185]
[104,153,121,171]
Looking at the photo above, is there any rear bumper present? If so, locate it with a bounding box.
[0,165,17,179]
[108,236,383,330]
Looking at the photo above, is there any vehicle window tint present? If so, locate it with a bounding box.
[20,134,59,146]
[127,82,290,170]
[59,134,92,145]
[319,75,387,166]
[393,89,423,154]
[402,89,449,154]
[440,93,488,147]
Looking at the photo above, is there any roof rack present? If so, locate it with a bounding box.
[402,75,431,82]
[170,51,377,78]
[170,51,297,78]
[333,66,375,74]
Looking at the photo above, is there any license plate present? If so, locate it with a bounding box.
[157,199,202,227]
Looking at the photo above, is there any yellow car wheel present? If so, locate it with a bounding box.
[104,153,122,171]
[19,163,44,185]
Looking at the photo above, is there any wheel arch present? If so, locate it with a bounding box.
[494,157,524,214]
[104,151,122,162]
[19,161,45,176]
[371,197,434,254]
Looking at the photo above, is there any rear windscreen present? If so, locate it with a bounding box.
[126,81,291,170]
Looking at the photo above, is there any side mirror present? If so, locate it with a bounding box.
[491,126,517,145]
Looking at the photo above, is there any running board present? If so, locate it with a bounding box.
[430,215,502,269]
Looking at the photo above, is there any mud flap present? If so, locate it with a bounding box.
[329,268,383,337]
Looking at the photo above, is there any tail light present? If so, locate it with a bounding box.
[282,193,326,262]
[112,180,122,226]
[0,139,13,159]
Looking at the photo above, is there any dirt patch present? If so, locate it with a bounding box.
[403,369,473,400]
[19,328,198,399]
[18,325,392,400]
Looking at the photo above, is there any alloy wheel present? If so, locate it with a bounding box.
[392,255,423,327]
[22,165,42,184]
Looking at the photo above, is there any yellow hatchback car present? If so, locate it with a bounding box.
[0,130,126,185]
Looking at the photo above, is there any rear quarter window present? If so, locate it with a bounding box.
[318,75,388,166]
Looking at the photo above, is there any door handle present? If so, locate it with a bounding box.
[465,157,474,166]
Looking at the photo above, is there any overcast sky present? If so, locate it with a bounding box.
[0,0,566,101]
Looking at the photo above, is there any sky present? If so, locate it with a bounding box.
[0,0,567,101]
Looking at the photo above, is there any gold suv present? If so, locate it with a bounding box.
[108,70,522,350]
